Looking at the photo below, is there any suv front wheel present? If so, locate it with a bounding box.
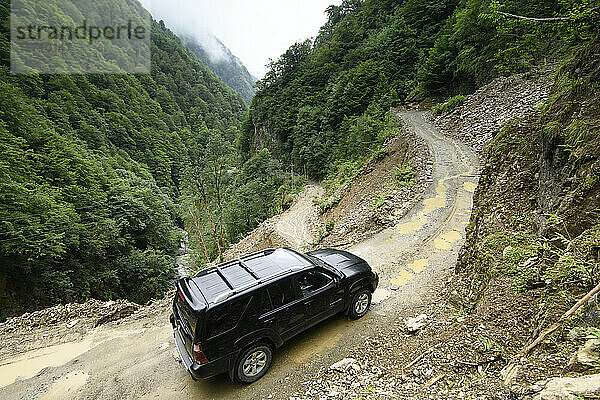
[349,288,371,319]
[233,344,273,384]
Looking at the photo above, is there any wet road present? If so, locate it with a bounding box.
[0,111,479,400]
[351,111,479,309]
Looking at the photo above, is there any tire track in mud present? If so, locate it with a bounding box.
[275,184,324,250]
[350,110,479,307]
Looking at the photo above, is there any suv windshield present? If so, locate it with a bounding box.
[304,254,342,277]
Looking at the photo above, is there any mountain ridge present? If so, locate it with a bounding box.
[179,31,258,104]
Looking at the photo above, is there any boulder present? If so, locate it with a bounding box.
[330,358,360,373]
[405,314,428,333]
[532,374,600,400]
[566,339,600,372]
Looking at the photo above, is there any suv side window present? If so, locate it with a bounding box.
[260,289,273,315]
[268,278,300,309]
[246,289,273,320]
[296,270,333,296]
[205,296,249,338]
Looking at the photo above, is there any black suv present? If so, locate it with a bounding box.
[170,247,378,384]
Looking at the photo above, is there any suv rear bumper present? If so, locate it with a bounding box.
[170,314,231,380]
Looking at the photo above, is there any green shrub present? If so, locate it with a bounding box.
[371,190,390,209]
[322,160,362,196]
[315,196,341,214]
[394,163,415,186]
[326,220,335,233]
[432,95,466,115]
[373,148,388,160]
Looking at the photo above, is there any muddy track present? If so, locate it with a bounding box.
[275,184,324,250]
[0,111,479,400]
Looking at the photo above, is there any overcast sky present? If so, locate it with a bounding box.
[139,0,342,78]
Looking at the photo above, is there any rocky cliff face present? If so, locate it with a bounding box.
[431,40,600,309]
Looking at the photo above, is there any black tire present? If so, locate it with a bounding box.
[348,288,372,320]
[232,344,273,384]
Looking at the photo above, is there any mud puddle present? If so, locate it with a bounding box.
[0,328,145,388]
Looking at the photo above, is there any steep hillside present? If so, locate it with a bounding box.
[180,33,258,104]
[455,38,600,322]
[240,0,450,177]
[240,0,571,184]
[0,0,247,318]
[422,38,600,396]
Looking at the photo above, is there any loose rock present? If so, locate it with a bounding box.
[330,358,360,373]
[405,314,428,333]
[532,374,600,400]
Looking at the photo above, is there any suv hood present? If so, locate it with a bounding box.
[308,249,370,277]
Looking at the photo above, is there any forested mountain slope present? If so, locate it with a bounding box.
[241,0,569,179]
[181,33,258,104]
[0,0,248,318]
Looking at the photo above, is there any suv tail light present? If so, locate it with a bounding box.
[192,343,209,365]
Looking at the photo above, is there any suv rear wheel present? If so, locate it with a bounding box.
[349,288,371,319]
[233,344,273,384]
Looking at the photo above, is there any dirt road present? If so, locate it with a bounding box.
[275,184,324,250]
[0,111,479,400]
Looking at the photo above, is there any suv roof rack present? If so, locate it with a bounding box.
[213,265,305,304]
[192,248,311,304]
[194,248,277,279]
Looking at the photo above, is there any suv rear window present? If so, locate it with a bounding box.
[205,296,250,338]
[268,278,300,309]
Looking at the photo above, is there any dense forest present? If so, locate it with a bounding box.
[242,0,587,180]
[0,0,289,319]
[180,33,258,104]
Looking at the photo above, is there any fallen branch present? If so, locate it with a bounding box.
[455,356,502,367]
[499,282,600,387]
[455,360,478,367]
[497,7,600,23]
[422,374,446,390]
[497,11,569,22]
[403,343,442,372]
[523,281,600,355]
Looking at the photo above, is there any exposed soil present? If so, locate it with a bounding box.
[320,123,433,248]
[220,184,324,261]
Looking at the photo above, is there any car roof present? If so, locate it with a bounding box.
[191,248,313,305]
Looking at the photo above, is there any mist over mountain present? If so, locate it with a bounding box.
[179,31,258,104]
